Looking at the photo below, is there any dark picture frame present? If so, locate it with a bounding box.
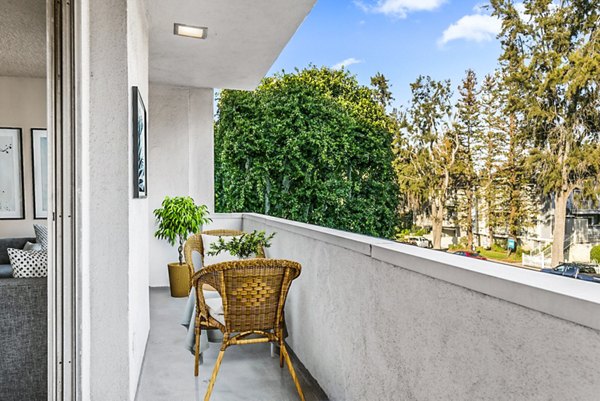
[0,127,25,219]
[132,86,147,198]
[31,128,48,219]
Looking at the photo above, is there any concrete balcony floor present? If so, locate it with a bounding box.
[136,288,328,401]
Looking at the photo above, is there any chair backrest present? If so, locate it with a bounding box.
[184,229,265,273]
[193,259,301,333]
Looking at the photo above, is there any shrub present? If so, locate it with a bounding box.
[591,245,600,263]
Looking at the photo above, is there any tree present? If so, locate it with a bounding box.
[370,72,394,108]
[397,76,457,249]
[492,0,600,265]
[454,69,481,250]
[214,66,400,238]
[478,73,508,247]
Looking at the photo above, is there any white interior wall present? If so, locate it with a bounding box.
[0,77,46,238]
[127,0,150,398]
[147,84,214,287]
[80,0,150,399]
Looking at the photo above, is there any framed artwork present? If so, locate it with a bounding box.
[32,128,48,219]
[132,86,147,198]
[0,128,25,219]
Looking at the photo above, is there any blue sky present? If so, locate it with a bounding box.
[268,0,504,108]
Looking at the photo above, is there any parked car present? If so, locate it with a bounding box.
[404,236,433,248]
[541,263,600,283]
[452,250,487,260]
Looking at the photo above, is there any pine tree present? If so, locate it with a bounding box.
[477,73,507,248]
[454,69,481,250]
[370,72,394,108]
[492,0,600,265]
[397,76,457,249]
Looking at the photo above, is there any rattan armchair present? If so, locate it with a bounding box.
[192,259,305,401]
[184,229,266,282]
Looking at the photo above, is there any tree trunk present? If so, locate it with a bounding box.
[431,199,444,249]
[487,224,494,250]
[551,189,569,267]
[466,187,474,250]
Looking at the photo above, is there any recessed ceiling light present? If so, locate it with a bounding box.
[174,23,208,39]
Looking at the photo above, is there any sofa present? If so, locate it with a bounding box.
[0,237,47,401]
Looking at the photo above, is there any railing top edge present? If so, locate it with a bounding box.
[239,213,600,331]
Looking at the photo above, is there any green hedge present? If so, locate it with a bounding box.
[215,66,400,239]
[591,245,600,263]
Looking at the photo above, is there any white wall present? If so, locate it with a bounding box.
[0,76,46,238]
[127,0,150,398]
[243,213,600,401]
[147,84,214,287]
[79,0,150,399]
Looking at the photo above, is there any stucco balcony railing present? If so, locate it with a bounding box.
[139,213,600,400]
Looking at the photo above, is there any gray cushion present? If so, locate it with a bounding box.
[205,296,225,326]
[23,242,42,251]
[0,264,13,278]
[0,238,36,265]
[0,278,47,400]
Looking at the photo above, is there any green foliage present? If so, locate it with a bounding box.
[491,0,600,263]
[208,230,275,259]
[370,72,394,108]
[215,66,399,238]
[453,69,481,249]
[395,226,428,241]
[591,245,600,264]
[153,196,211,264]
[396,76,457,248]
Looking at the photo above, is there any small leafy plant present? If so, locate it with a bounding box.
[208,230,275,258]
[154,196,211,264]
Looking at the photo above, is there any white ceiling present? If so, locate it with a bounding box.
[147,0,316,90]
[0,0,46,78]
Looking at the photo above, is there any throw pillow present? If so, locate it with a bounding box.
[24,241,43,251]
[7,248,48,278]
[201,234,242,267]
[34,224,48,250]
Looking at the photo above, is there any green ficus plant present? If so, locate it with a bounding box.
[154,196,212,264]
[208,230,275,259]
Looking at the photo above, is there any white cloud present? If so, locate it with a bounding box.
[332,57,364,70]
[438,13,502,46]
[356,0,446,18]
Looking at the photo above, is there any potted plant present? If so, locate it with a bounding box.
[208,230,275,258]
[154,196,211,297]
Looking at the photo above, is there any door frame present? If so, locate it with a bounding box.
[48,0,80,399]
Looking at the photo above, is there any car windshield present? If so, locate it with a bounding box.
[553,265,566,272]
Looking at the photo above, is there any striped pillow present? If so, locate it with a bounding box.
[34,224,48,250]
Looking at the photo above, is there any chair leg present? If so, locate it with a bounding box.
[281,343,305,401]
[204,347,226,401]
[194,324,201,377]
[279,340,284,368]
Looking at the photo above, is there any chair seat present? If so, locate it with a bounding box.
[205,296,225,326]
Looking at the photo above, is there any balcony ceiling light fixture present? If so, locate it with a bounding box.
[173,23,208,39]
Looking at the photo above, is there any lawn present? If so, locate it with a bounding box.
[475,247,522,263]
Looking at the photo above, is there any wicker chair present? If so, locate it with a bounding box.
[184,229,266,283]
[192,259,305,401]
